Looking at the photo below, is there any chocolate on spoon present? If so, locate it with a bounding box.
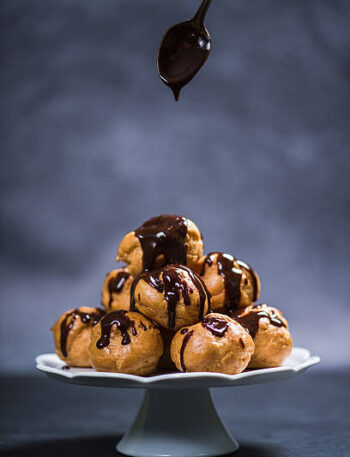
[157,0,213,101]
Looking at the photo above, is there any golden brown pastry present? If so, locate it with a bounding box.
[170,313,254,374]
[231,304,292,368]
[197,252,260,312]
[89,310,163,375]
[51,307,105,367]
[117,214,203,276]
[130,264,211,331]
[101,269,134,311]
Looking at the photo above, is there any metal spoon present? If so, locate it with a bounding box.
[157,0,213,101]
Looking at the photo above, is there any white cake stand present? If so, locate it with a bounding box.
[36,347,319,457]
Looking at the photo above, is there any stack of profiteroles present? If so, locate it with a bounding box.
[51,215,292,375]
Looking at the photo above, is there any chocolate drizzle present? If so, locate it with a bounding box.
[134,215,188,273]
[180,329,194,372]
[200,253,213,274]
[60,308,105,357]
[140,321,147,331]
[130,276,141,312]
[202,315,228,338]
[131,264,210,330]
[107,271,130,308]
[201,252,258,311]
[96,310,137,349]
[237,259,258,302]
[232,305,286,339]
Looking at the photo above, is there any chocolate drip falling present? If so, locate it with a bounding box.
[131,264,210,330]
[107,271,130,308]
[135,215,188,273]
[232,305,286,339]
[201,252,258,311]
[60,308,105,357]
[157,0,212,101]
[180,329,194,372]
[96,310,137,349]
[202,315,228,338]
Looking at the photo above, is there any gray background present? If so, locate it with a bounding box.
[1,0,349,372]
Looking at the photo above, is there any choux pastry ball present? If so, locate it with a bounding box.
[130,263,211,331]
[231,304,292,368]
[198,252,260,312]
[170,313,254,374]
[89,310,163,375]
[117,214,203,275]
[101,269,134,311]
[51,306,105,367]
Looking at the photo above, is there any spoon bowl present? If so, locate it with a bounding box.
[158,0,213,101]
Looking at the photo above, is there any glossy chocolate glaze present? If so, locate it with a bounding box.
[202,314,228,337]
[180,329,194,372]
[140,321,147,331]
[96,310,137,349]
[158,0,212,101]
[130,275,142,312]
[236,259,259,302]
[131,264,210,330]
[231,305,286,339]
[201,252,258,311]
[135,215,188,272]
[107,271,130,308]
[60,308,105,357]
[200,253,213,274]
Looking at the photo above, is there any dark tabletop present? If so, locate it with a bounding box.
[1,370,349,457]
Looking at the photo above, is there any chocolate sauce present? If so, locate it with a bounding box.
[200,253,213,275]
[140,321,147,331]
[232,305,286,339]
[180,329,194,372]
[131,264,210,329]
[158,0,212,101]
[134,215,188,272]
[236,260,259,302]
[60,308,105,357]
[96,310,137,349]
[130,276,141,312]
[107,271,130,308]
[180,328,188,334]
[201,252,258,311]
[202,315,228,338]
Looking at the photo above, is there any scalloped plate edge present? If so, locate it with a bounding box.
[36,348,320,385]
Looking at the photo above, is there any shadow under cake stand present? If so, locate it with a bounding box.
[36,347,319,457]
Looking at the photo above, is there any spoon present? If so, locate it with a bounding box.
[157,0,213,101]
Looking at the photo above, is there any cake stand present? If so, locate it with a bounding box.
[36,347,319,457]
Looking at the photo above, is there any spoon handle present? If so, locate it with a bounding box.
[193,0,213,25]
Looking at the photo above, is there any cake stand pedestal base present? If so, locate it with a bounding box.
[117,388,238,457]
